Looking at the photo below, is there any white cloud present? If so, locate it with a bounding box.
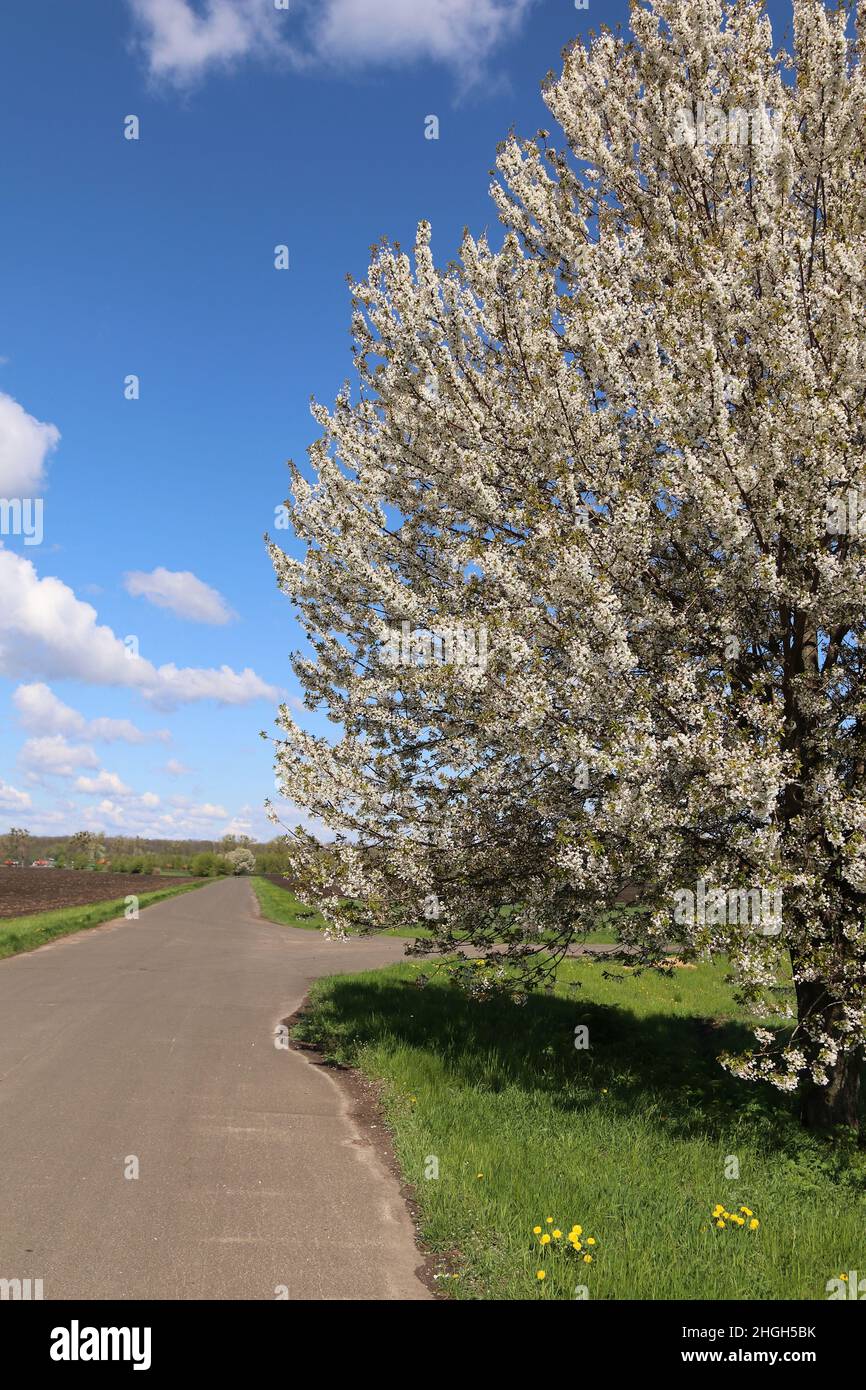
[163,758,192,776]
[128,0,271,81]
[19,807,72,830]
[143,665,274,708]
[310,0,534,71]
[14,683,84,737]
[128,0,532,84]
[124,567,236,625]
[13,683,171,744]
[0,550,278,709]
[75,771,133,797]
[13,789,313,842]
[20,736,100,778]
[76,797,229,835]
[167,795,228,818]
[88,715,171,743]
[0,779,32,811]
[0,391,60,496]
[221,811,253,837]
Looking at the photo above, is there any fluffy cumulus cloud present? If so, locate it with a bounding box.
[310,0,535,71]
[127,0,532,84]
[19,736,100,779]
[0,779,32,811]
[124,567,235,624]
[127,0,271,80]
[0,391,60,495]
[8,783,317,840]
[13,683,171,743]
[74,771,134,797]
[220,810,254,837]
[166,794,228,818]
[18,788,230,837]
[98,798,230,835]
[0,549,278,709]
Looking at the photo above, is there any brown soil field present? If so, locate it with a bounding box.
[0,867,195,919]
[259,873,299,890]
[259,873,339,897]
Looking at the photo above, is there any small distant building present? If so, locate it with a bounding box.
[2,858,23,868]
[31,858,56,869]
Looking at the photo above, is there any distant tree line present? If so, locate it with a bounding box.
[2,829,292,877]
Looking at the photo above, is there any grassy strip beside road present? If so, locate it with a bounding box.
[252,876,333,931]
[0,879,209,960]
[293,957,866,1300]
[252,876,422,937]
[252,876,621,944]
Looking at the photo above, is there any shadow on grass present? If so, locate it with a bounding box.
[296,971,866,1183]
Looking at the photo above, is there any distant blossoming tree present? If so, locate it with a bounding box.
[269,0,866,1130]
[224,847,256,876]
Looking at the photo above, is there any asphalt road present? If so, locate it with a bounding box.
[0,877,431,1300]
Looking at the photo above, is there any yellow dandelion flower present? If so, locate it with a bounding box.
[749,1219,759,1230]
[583,1254,593,1263]
[587,1237,597,1246]
[540,1233,551,1246]
[553,1229,562,1239]
[533,1226,542,1235]
[537,1270,546,1280]
[740,1207,753,1217]
[546,1217,554,1224]
[572,1225,583,1236]
[716,1219,726,1229]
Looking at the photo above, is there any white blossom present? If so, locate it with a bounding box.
[269,0,866,1124]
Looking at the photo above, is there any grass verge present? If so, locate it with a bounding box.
[0,878,209,960]
[252,876,621,944]
[293,955,866,1300]
[252,876,422,936]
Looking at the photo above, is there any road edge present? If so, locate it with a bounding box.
[284,999,446,1301]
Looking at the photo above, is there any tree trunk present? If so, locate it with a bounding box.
[799,1050,861,1132]
[794,975,862,1132]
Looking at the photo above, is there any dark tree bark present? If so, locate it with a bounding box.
[794,975,863,1132]
[799,1051,861,1132]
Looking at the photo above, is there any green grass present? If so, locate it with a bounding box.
[252,877,342,931]
[293,955,866,1300]
[252,876,622,944]
[0,879,210,960]
[252,876,423,937]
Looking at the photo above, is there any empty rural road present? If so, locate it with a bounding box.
[0,877,431,1300]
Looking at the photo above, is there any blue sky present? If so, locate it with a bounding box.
[0,0,791,842]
